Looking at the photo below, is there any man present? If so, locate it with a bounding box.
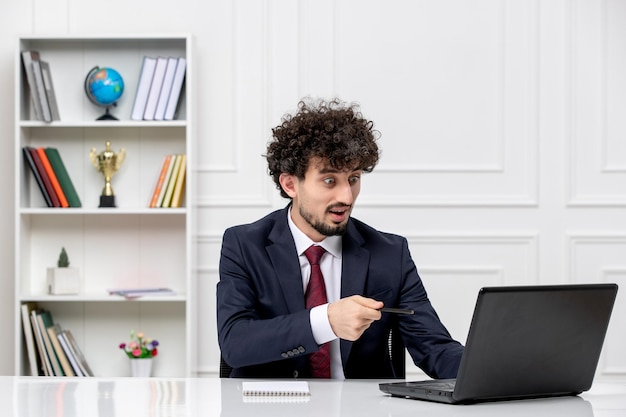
[217,98,463,379]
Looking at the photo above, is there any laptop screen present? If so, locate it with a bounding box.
[379,283,618,404]
[452,284,618,402]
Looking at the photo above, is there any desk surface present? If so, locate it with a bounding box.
[5,376,626,417]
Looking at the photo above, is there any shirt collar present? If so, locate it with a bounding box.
[287,206,342,259]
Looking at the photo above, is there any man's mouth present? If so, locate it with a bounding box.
[328,205,350,222]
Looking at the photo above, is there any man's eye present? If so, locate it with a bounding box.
[323,178,335,185]
[349,176,360,184]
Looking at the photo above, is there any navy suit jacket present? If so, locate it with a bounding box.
[217,206,463,379]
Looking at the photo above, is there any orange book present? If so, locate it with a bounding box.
[37,147,69,207]
[149,154,172,208]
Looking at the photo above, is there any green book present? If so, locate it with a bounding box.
[44,147,82,207]
[36,310,65,376]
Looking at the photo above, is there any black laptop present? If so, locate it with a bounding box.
[379,283,618,404]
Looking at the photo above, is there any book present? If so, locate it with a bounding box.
[23,147,53,207]
[107,287,176,299]
[161,154,182,208]
[131,56,157,120]
[241,381,311,397]
[31,59,52,122]
[143,56,168,120]
[56,331,84,376]
[36,147,69,208]
[63,329,94,377]
[36,310,64,376]
[149,154,173,208]
[21,50,44,121]
[44,147,81,207]
[156,154,177,207]
[164,57,186,120]
[47,324,76,376]
[40,60,61,121]
[20,302,41,376]
[154,57,179,121]
[30,310,52,376]
[28,147,60,207]
[170,154,187,208]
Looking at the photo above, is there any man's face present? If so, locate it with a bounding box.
[281,158,362,242]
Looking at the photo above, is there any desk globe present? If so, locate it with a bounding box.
[84,66,124,120]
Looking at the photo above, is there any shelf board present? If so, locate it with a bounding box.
[19,33,190,41]
[19,208,187,215]
[19,120,187,128]
[20,294,187,302]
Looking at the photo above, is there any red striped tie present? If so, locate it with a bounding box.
[304,245,331,378]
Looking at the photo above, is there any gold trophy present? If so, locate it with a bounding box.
[89,141,126,207]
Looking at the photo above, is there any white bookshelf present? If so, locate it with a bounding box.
[14,35,195,377]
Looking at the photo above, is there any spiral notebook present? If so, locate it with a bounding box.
[242,381,310,397]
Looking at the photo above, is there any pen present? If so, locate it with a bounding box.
[379,307,414,315]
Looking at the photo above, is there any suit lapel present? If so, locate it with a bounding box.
[340,226,369,298]
[267,208,306,313]
[339,222,370,368]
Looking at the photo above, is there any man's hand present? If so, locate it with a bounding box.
[327,295,383,341]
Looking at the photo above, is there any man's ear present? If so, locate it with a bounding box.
[279,173,297,198]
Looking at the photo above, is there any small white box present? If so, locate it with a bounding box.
[47,267,81,295]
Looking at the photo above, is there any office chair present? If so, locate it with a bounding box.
[388,327,406,379]
[220,355,233,378]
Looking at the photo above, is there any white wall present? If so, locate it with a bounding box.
[1,0,624,378]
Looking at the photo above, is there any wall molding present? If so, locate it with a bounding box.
[566,0,626,207]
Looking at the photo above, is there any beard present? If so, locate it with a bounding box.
[299,204,349,236]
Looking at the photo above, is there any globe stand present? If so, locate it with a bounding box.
[96,106,118,121]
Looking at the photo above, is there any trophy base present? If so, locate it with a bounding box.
[99,195,116,208]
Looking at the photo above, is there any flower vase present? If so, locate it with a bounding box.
[129,358,153,377]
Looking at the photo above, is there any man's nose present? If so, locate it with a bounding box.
[335,181,355,204]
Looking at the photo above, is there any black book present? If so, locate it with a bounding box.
[23,146,53,207]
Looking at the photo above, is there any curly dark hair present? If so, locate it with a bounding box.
[266,98,380,198]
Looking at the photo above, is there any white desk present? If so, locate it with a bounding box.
[6,376,626,416]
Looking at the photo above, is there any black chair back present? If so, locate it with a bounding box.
[220,355,233,378]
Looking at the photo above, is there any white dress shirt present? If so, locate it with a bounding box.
[287,208,345,379]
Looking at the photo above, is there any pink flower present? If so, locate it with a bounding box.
[120,330,161,359]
